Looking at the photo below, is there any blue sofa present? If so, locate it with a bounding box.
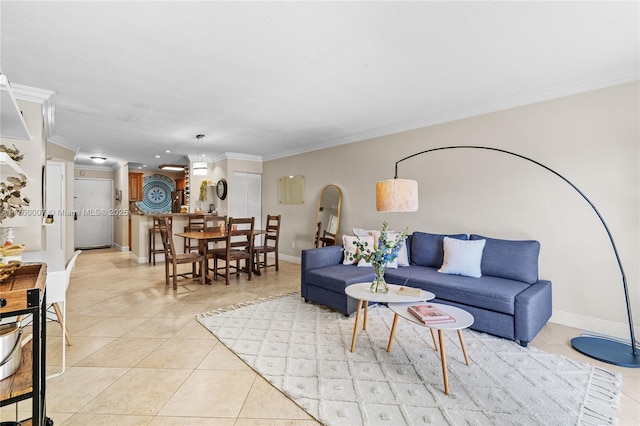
[301,232,552,347]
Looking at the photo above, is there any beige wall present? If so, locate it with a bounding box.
[189,157,263,216]
[74,168,114,180]
[1,99,45,251]
[263,82,639,339]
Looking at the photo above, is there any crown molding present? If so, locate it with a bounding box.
[12,83,57,140]
[11,83,54,104]
[223,152,262,162]
[263,65,640,162]
[188,152,263,163]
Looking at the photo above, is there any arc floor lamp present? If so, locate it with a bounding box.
[376,145,638,368]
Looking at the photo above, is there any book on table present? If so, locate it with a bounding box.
[407,304,455,324]
[397,286,421,297]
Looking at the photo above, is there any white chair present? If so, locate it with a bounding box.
[46,250,81,378]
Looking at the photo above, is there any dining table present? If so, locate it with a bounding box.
[175,229,266,282]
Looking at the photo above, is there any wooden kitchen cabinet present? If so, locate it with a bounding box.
[129,172,143,201]
[175,177,185,190]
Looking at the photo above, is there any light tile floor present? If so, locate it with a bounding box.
[2,248,638,425]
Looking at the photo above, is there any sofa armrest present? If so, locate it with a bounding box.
[301,246,344,298]
[514,279,552,345]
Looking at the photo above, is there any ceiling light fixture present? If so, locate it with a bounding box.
[192,134,207,176]
[159,164,185,171]
[90,156,107,164]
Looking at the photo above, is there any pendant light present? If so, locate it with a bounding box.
[192,134,207,176]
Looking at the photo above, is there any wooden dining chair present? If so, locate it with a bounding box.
[209,217,255,285]
[254,214,281,272]
[183,214,206,253]
[149,215,172,264]
[156,216,206,290]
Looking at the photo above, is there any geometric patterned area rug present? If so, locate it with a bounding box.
[197,294,622,426]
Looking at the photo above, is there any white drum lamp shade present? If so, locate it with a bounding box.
[192,161,207,176]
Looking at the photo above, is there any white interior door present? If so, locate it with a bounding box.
[74,178,113,249]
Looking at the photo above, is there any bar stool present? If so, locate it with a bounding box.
[149,215,172,265]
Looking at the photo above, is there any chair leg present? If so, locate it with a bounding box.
[172,262,178,290]
[200,258,206,285]
[52,302,72,346]
[151,231,156,265]
[275,250,279,271]
[165,261,170,286]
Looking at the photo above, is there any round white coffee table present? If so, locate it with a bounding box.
[387,301,474,395]
[345,282,434,352]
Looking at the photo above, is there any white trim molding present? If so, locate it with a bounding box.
[551,308,640,342]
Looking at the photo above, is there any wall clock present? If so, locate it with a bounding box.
[216,178,228,200]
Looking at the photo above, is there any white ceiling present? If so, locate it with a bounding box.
[1,1,638,170]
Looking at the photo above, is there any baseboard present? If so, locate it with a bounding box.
[131,253,145,264]
[279,253,300,265]
[551,308,640,341]
[114,243,130,252]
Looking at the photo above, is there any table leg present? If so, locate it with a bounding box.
[199,240,211,284]
[386,313,399,352]
[457,329,470,366]
[350,299,363,352]
[430,328,438,352]
[438,329,449,395]
[363,301,369,330]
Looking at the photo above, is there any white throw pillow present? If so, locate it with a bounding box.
[342,235,359,265]
[355,235,375,267]
[353,228,376,238]
[438,237,486,278]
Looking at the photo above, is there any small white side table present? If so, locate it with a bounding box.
[387,301,474,395]
[344,282,434,352]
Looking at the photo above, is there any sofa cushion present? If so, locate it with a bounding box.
[438,237,486,278]
[385,266,530,315]
[470,234,540,284]
[410,232,468,267]
[306,264,375,294]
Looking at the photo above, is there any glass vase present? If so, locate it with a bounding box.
[370,263,389,294]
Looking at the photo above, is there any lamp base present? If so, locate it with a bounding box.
[571,336,640,368]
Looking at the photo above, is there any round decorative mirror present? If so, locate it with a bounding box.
[314,184,342,247]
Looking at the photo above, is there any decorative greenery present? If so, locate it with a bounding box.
[199,180,208,202]
[347,221,409,268]
[0,174,30,223]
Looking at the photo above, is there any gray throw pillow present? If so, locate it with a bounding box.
[411,232,468,267]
